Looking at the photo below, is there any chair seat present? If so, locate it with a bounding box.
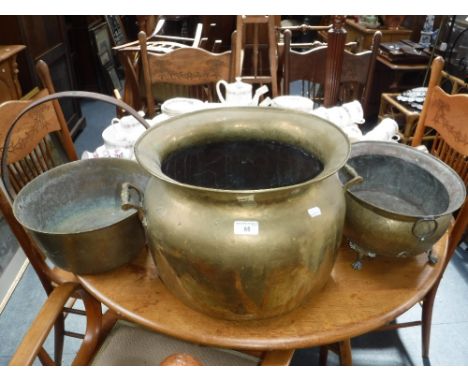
[91,320,260,366]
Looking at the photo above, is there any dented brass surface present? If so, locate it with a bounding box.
[339,141,466,259]
[135,107,351,319]
[13,158,150,274]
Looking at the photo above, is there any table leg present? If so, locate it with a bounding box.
[259,349,295,366]
[319,345,329,365]
[319,338,353,366]
[338,339,352,366]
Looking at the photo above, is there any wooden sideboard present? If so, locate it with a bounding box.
[343,19,412,52]
[0,45,26,103]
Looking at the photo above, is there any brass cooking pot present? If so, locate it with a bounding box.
[134,107,358,320]
[1,91,152,275]
[13,158,150,274]
[338,141,466,262]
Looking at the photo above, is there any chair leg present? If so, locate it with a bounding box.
[53,313,65,365]
[319,346,329,365]
[421,282,440,359]
[319,339,352,366]
[338,338,352,366]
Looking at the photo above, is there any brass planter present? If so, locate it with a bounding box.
[2,91,154,275]
[135,107,353,320]
[13,158,150,274]
[338,141,466,262]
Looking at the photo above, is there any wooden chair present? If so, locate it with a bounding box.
[146,17,203,48]
[114,18,204,114]
[282,20,380,117]
[339,30,381,117]
[282,29,327,104]
[277,22,332,50]
[121,17,204,50]
[321,56,467,365]
[234,15,279,97]
[138,30,235,117]
[281,16,348,107]
[412,56,468,263]
[10,282,293,366]
[0,60,82,365]
[379,68,468,145]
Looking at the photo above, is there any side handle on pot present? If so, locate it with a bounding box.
[412,217,439,242]
[342,164,364,191]
[121,182,146,226]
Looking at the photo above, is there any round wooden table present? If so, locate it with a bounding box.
[79,234,447,352]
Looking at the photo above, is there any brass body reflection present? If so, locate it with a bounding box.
[135,107,352,320]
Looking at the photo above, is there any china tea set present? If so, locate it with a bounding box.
[89,77,400,161]
[82,112,147,160]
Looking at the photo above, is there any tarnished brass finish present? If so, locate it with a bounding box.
[135,107,352,320]
[344,194,452,258]
[13,158,150,274]
[339,141,466,258]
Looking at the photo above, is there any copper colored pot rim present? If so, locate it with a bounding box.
[341,141,466,219]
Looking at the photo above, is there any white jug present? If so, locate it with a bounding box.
[216,77,253,106]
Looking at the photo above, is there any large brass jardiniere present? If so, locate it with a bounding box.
[135,107,354,320]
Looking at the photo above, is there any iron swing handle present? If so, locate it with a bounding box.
[1,90,150,202]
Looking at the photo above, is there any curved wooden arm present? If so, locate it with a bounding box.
[72,288,103,365]
[9,283,103,366]
[10,283,79,365]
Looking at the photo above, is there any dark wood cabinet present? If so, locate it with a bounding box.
[0,16,85,138]
[66,16,108,93]
[0,45,26,103]
[66,16,125,95]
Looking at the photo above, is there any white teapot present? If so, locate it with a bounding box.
[101,112,147,159]
[216,77,253,106]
